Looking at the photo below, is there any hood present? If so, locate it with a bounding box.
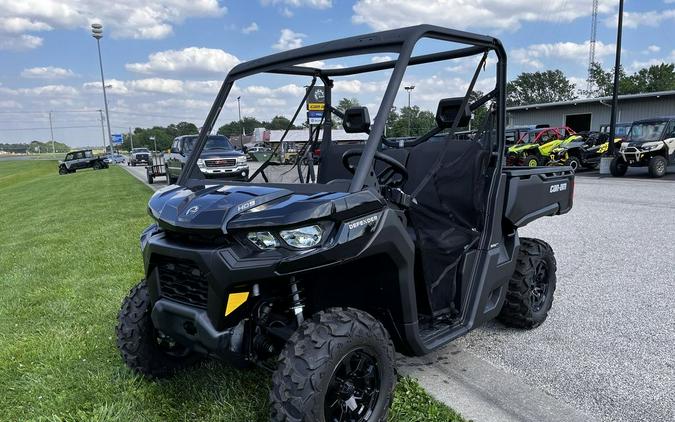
[148,183,380,234]
[200,149,244,159]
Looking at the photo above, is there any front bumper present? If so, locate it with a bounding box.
[199,164,249,178]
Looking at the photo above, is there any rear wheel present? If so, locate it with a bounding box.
[93,161,102,170]
[147,172,154,184]
[270,308,395,422]
[610,157,628,177]
[648,155,667,178]
[116,280,200,378]
[165,165,176,184]
[499,238,557,329]
[525,155,540,167]
[59,166,68,175]
[566,156,581,172]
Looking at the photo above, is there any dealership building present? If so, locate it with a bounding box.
[506,90,675,132]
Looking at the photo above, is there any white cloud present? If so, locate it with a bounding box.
[371,55,393,63]
[604,9,675,29]
[21,66,76,79]
[0,33,42,50]
[273,29,306,51]
[512,41,616,69]
[242,22,259,34]
[646,45,661,54]
[261,0,332,9]
[126,47,241,77]
[0,0,226,42]
[352,0,616,31]
[1,84,79,97]
[84,78,185,95]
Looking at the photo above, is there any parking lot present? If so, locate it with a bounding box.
[122,161,675,422]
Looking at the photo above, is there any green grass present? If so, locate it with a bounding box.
[0,160,464,422]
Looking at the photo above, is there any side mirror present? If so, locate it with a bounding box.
[436,98,471,129]
[342,107,371,133]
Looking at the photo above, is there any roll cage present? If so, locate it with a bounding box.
[179,24,507,192]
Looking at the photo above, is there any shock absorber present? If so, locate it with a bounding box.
[288,276,304,325]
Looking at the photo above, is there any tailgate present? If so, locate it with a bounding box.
[503,166,574,227]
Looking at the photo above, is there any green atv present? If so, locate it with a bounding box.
[506,127,578,167]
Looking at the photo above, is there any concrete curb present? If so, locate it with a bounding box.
[398,344,595,422]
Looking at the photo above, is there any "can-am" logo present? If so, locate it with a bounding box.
[549,183,568,193]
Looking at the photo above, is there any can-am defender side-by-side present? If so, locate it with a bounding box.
[548,131,621,171]
[611,117,675,178]
[116,25,574,421]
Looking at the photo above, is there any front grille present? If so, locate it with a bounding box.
[163,230,229,247]
[156,257,208,308]
[205,158,236,167]
[137,154,149,161]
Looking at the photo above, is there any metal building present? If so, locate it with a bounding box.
[506,90,675,132]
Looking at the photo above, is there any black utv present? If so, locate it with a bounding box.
[58,149,108,174]
[116,25,574,421]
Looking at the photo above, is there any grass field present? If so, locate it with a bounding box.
[0,160,464,422]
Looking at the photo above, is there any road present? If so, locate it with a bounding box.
[122,163,675,422]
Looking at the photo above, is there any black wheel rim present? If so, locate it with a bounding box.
[325,347,381,422]
[530,260,549,312]
[656,160,665,174]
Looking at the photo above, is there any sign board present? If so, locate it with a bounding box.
[111,134,123,144]
[306,86,325,111]
[307,111,324,125]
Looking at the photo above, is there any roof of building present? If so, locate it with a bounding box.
[506,90,675,112]
[267,129,368,143]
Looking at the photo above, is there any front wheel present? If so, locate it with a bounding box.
[525,154,540,167]
[59,166,68,175]
[610,157,628,177]
[648,155,667,178]
[270,308,396,422]
[499,238,557,329]
[116,280,200,378]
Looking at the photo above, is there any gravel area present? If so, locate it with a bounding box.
[455,176,675,422]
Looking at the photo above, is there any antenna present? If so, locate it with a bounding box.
[586,0,599,96]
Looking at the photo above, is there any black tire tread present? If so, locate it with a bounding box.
[498,238,557,329]
[116,280,198,378]
[270,307,395,422]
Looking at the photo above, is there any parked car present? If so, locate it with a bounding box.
[599,122,632,141]
[612,117,675,178]
[165,134,248,183]
[58,150,108,174]
[129,148,151,166]
[104,153,126,164]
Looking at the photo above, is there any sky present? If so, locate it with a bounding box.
[1,0,674,147]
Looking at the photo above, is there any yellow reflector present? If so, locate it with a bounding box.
[225,292,249,316]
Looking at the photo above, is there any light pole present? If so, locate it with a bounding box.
[608,0,624,157]
[48,111,55,157]
[237,96,244,149]
[404,85,415,136]
[98,110,107,153]
[150,136,157,153]
[91,23,114,157]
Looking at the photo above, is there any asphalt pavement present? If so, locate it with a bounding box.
[122,163,675,422]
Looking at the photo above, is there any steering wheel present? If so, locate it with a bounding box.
[342,149,408,188]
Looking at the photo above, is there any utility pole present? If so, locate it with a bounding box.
[404,85,415,136]
[150,136,157,153]
[586,0,599,96]
[608,0,624,157]
[91,23,113,156]
[48,111,55,157]
[129,127,134,150]
[98,110,107,152]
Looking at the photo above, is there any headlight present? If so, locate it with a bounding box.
[280,225,323,249]
[197,158,206,169]
[247,231,279,249]
[236,156,247,164]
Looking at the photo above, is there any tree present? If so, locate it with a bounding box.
[337,97,360,112]
[166,121,198,138]
[506,70,577,106]
[265,115,295,130]
[217,117,263,136]
[581,62,675,97]
[387,106,436,137]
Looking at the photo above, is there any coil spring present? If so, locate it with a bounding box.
[288,277,304,324]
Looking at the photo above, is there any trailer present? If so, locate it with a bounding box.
[145,152,167,184]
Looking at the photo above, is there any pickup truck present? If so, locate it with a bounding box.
[165,134,248,184]
[129,148,151,166]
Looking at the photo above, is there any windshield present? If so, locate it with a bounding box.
[185,135,233,153]
[134,148,149,153]
[628,121,667,142]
